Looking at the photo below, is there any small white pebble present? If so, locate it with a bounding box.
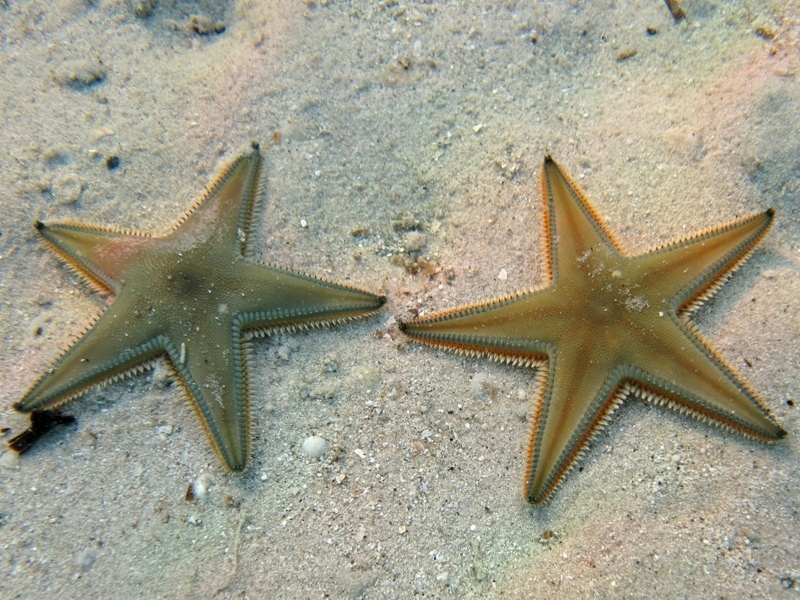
[0,451,20,469]
[403,231,427,253]
[302,435,327,459]
[497,268,508,281]
[471,372,493,400]
[353,448,367,459]
[156,424,173,439]
[300,218,308,228]
[75,545,97,571]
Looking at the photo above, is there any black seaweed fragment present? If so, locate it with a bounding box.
[8,411,76,455]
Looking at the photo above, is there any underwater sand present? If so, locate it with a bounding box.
[1,0,798,597]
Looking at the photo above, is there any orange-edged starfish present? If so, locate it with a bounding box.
[14,143,385,471]
[401,157,785,504]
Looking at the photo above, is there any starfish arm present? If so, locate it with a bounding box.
[543,157,624,276]
[14,302,167,412]
[624,316,785,440]
[167,143,263,258]
[35,221,151,296]
[162,319,250,471]
[525,345,627,504]
[232,262,386,333]
[399,289,561,364]
[634,209,774,309]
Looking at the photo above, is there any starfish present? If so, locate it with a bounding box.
[401,157,786,504]
[14,143,385,471]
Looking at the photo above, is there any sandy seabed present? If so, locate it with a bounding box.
[0,1,798,598]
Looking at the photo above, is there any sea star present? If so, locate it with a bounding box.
[14,143,385,471]
[401,156,785,504]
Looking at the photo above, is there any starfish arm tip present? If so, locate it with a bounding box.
[228,461,246,473]
[525,486,551,506]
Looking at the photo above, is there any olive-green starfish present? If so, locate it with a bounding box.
[401,157,785,504]
[14,143,385,471]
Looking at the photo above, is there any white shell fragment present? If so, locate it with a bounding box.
[190,473,212,501]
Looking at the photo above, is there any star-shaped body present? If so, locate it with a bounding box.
[401,157,785,504]
[15,143,385,471]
